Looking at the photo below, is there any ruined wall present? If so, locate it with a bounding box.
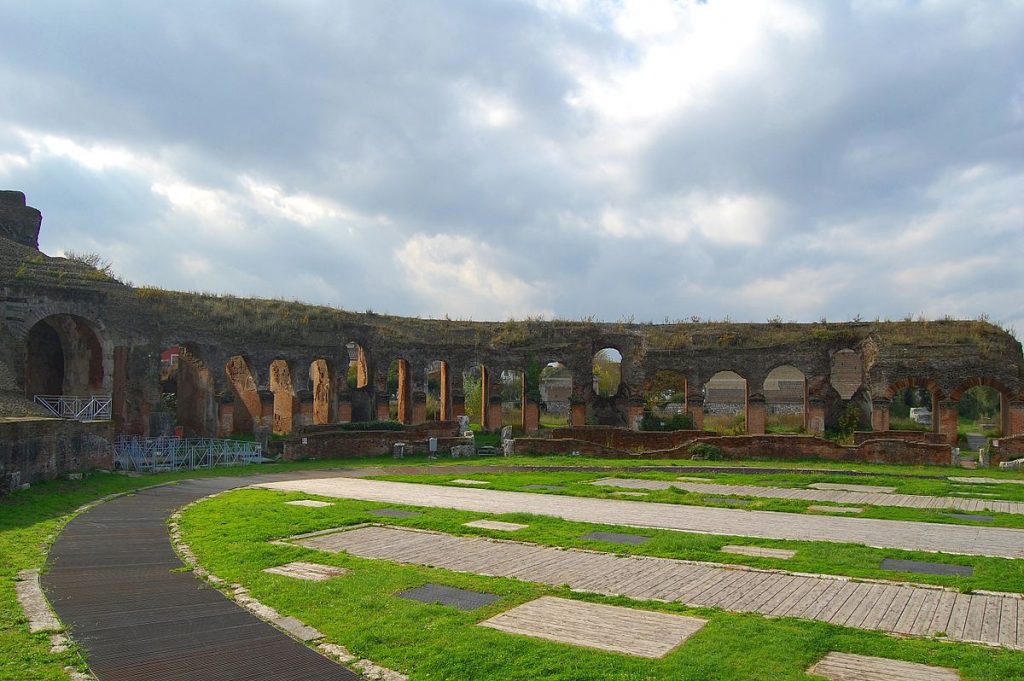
[0,419,113,493]
[283,421,461,460]
[550,426,712,451]
[0,191,41,250]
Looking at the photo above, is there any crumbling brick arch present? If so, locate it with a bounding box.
[309,358,333,425]
[384,358,411,424]
[224,355,261,434]
[174,344,217,437]
[269,359,297,435]
[761,365,808,433]
[24,314,109,398]
[342,341,374,422]
[948,377,1021,438]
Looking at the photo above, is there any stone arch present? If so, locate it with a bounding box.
[24,314,109,397]
[269,359,297,435]
[762,365,807,433]
[343,341,373,422]
[949,377,1018,438]
[387,358,411,424]
[175,344,217,437]
[642,369,688,427]
[539,361,573,427]
[499,367,526,430]
[704,370,747,434]
[877,377,942,434]
[592,347,622,398]
[424,360,452,421]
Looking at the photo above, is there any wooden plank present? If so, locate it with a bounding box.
[981,596,1003,644]
[961,595,987,642]
[998,597,1017,648]
[808,652,960,681]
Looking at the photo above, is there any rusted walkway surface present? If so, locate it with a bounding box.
[42,475,358,681]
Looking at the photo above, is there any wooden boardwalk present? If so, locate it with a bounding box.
[808,652,960,680]
[591,478,1024,515]
[255,478,1024,558]
[295,525,1023,650]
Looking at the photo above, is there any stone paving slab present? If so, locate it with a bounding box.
[721,545,796,560]
[808,506,863,514]
[595,478,1024,516]
[478,596,706,658]
[292,525,1022,649]
[15,569,62,633]
[809,483,897,494]
[398,584,500,611]
[263,562,350,581]
[949,477,1024,486]
[521,485,565,491]
[287,500,333,508]
[255,477,1024,558]
[449,479,490,486]
[808,652,959,680]
[464,520,529,531]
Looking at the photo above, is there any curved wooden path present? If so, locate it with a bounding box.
[42,475,359,681]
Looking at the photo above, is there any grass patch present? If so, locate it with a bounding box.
[177,489,1024,680]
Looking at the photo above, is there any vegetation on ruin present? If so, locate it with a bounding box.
[174,488,1024,680]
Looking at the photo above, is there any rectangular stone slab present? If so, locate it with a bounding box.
[721,545,796,560]
[262,561,350,581]
[808,505,863,514]
[581,531,650,545]
[880,558,973,577]
[370,508,421,518]
[808,652,959,680]
[449,479,490,485]
[479,596,706,658]
[398,584,500,611]
[809,483,897,494]
[286,499,333,508]
[521,484,565,490]
[463,520,528,531]
[944,513,994,522]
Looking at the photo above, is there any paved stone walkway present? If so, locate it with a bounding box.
[43,474,359,681]
[255,477,1024,558]
[293,525,1023,649]
[591,478,1024,515]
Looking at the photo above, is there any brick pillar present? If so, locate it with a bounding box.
[411,390,427,425]
[1007,400,1024,437]
[299,396,314,427]
[439,362,453,421]
[487,397,503,433]
[686,395,705,430]
[871,398,891,432]
[937,399,959,445]
[806,397,825,436]
[523,400,540,432]
[628,401,644,431]
[259,391,275,430]
[452,394,466,418]
[480,366,492,430]
[746,395,767,435]
[376,395,390,422]
[570,402,586,427]
[218,402,234,437]
[336,397,352,423]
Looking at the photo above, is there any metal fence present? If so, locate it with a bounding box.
[114,436,263,472]
[34,394,112,421]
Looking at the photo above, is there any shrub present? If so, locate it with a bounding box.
[688,443,722,460]
[640,411,694,431]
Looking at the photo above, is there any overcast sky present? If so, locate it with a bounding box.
[1,1,1022,334]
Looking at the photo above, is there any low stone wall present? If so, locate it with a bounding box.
[549,426,711,451]
[992,435,1024,464]
[0,418,113,494]
[853,430,948,445]
[515,433,952,466]
[283,421,462,460]
[296,421,460,439]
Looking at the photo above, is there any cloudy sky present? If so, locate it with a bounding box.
[1,1,1022,333]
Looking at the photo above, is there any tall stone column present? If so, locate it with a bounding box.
[686,394,705,430]
[871,398,891,432]
[439,361,454,421]
[523,400,540,432]
[746,394,766,435]
[628,398,644,431]
[570,400,586,427]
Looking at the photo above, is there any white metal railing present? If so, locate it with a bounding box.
[114,436,263,473]
[34,394,112,421]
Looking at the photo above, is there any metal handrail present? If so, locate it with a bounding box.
[33,394,112,421]
[113,436,263,473]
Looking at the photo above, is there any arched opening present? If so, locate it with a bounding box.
[269,359,297,435]
[25,315,105,397]
[345,341,372,422]
[886,379,939,432]
[424,360,451,421]
[310,359,332,425]
[592,348,621,398]
[387,359,411,424]
[175,346,216,437]
[462,365,494,430]
[951,378,1015,443]
[704,370,747,434]
[225,355,260,434]
[641,370,689,430]
[764,365,806,433]
[500,369,525,430]
[539,362,572,428]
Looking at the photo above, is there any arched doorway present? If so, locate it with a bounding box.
[539,362,572,428]
[344,341,372,422]
[704,370,747,434]
[25,315,106,398]
[763,365,806,433]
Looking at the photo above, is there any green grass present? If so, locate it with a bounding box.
[177,489,1024,680]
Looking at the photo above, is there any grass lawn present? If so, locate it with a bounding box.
[177,488,1024,680]
[375,469,1024,531]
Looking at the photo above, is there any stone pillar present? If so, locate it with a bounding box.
[1007,400,1024,437]
[686,394,705,430]
[439,361,453,421]
[570,401,586,427]
[806,396,826,436]
[746,395,766,435]
[218,402,234,437]
[937,399,959,444]
[523,400,540,432]
[871,398,891,432]
[628,400,644,431]
[310,359,332,425]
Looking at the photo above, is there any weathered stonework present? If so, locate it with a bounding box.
[1,191,1022,449]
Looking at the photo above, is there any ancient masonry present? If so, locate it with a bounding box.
[1,190,1022,445]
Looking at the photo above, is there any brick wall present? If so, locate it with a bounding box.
[283,421,462,460]
[0,419,113,494]
[853,431,949,445]
[550,426,710,451]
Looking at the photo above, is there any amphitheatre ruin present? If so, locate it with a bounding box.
[5,190,1024,681]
